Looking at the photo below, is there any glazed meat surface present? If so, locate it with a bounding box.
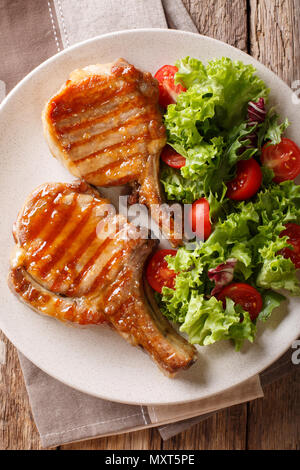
[42,59,182,246]
[8,181,196,376]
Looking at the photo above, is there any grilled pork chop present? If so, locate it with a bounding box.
[8,181,196,375]
[42,59,182,247]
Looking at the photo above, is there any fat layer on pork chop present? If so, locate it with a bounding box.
[42,59,182,247]
[8,181,196,376]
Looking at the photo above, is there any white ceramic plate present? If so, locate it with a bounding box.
[0,29,299,406]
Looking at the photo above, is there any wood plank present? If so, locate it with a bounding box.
[248,0,300,450]
[162,404,247,450]
[247,371,300,449]
[182,0,248,51]
[8,0,300,452]
[0,331,44,450]
[249,0,300,85]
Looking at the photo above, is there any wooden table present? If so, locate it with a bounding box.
[1,0,299,450]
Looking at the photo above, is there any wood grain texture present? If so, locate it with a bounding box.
[1,0,299,451]
[247,371,300,450]
[249,0,300,84]
[162,404,247,450]
[0,331,42,450]
[182,0,248,51]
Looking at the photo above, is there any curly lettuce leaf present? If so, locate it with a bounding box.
[160,165,204,204]
[257,253,300,294]
[175,56,269,130]
[179,295,256,351]
[175,56,208,88]
[165,83,223,147]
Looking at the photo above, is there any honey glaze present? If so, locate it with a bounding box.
[16,183,115,294]
[44,59,166,189]
[9,181,197,373]
[10,181,147,324]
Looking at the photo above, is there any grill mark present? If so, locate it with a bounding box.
[65,114,152,151]
[50,227,98,292]
[55,91,140,130]
[75,146,143,174]
[67,235,113,295]
[83,154,141,180]
[38,200,96,279]
[51,82,135,122]
[22,183,95,241]
[29,194,78,264]
[50,78,118,119]
[51,215,127,292]
[88,247,129,294]
[73,136,149,165]
[57,95,147,135]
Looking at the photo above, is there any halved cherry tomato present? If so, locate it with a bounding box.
[217,283,263,321]
[154,65,187,108]
[188,198,211,241]
[227,158,262,201]
[261,138,300,183]
[278,223,300,269]
[161,145,186,169]
[146,249,177,293]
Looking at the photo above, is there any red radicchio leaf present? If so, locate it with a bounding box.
[241,98,266,150]
[247,97,266,124]
[208,258,237,296]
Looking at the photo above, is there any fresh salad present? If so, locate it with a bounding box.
[146,57,300,350]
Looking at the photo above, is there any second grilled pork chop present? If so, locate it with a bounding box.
[42,59,182,247]
[8,181,196,376]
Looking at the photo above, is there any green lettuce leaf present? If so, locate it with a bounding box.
[175,56,208,88]
[160,165,204,204]
[175,56,269,130]
[162,56,270,205]
[179,295,256,351]
[164,83,223,147]
[256,253,300,294]
[257,109,290,148]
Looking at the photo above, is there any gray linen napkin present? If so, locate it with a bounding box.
[1,0,297,448]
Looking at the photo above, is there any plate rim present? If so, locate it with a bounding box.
[0,28,298,405]
[0,28,294,114]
